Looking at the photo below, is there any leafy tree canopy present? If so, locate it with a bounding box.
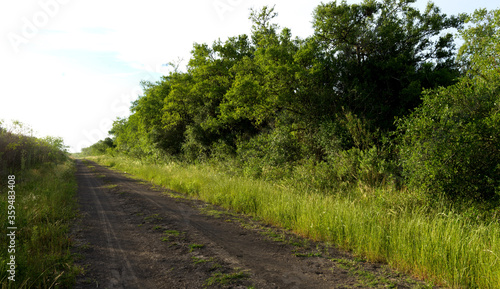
[312,0,465,129]
[398,8,500,200]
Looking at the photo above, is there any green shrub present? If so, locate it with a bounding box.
[315,111,396,189]
[81,137,115,156]
[181,125,210,162]
[397,78,500,200]
[332,146,395,188]
[210,139,236,162]
[235,125,302,179]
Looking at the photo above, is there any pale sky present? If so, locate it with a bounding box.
[1,0,498,153]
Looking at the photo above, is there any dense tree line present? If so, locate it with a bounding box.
[87,0,500,201]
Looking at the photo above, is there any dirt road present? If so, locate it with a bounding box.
[72,159,431,288]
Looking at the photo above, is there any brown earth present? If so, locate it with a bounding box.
[71,159,435,288]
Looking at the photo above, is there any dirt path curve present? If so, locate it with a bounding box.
[72,159,431,289]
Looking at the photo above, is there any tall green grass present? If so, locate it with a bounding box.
[0,160,79,288]
[91,155,500,288]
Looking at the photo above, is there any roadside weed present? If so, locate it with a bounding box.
[204,270,249,287]
[144,213,162,222]
[189,244,205,252]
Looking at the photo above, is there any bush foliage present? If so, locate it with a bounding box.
[398,78,500,200]
[83,2,500,202]
[398,8,500,200]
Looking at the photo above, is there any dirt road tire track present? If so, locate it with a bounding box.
[72,159,432,288]
[73,160,157,288]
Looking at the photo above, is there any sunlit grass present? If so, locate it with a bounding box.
[89,155,500,288]
[0,159,79,288]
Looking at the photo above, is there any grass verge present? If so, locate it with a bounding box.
[0,159,79,288]
[88,155,500,288]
